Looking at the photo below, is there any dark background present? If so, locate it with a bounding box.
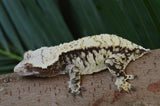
[0,0,160,74]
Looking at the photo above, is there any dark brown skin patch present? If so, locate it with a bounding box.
[26,61,62,77]
[25,46,147,78]
[75,72,80,76]
[71,78,79,84]
[119,72,127,79]
[105,63,121,75]
[92,50,96,61]
[41,49,44,64]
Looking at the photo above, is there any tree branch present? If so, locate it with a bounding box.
[0,49,160,106]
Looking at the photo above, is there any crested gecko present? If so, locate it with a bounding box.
[14,34,150,96]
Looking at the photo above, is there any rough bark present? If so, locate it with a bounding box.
[0,49,160,106]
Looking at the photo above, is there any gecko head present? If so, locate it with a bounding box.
[14,50,40,76]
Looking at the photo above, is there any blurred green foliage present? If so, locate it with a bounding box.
[0,0,160,74]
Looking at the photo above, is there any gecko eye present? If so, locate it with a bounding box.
[25,63,33,69]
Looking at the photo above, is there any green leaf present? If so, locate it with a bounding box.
[37,0,73,43]
[68,0,106,37]
[0,2,24,54]
[2,0,37,49]
[0,0,73,74]
[117,0,160,49]
[0,0,160,75]
[0,27,9,51]
[94,0,141,44]
[143,0,160,39]
[0,64,16,72]
[0,49,22,61]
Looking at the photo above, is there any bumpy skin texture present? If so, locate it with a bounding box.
[14,34,150,96]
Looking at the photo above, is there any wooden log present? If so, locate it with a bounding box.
[0,49,160,106]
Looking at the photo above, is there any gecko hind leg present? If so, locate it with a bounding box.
[105,53,136,92]
[67,65,84,97]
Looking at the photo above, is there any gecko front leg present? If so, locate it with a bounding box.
[105,53,136,92]
[66,65,84,97]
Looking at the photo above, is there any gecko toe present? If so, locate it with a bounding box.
[70,91,83,97]
[118,87,122,92]
[134,75,137,79]
[129,85,135,91]
[68,87,85,97]
[71,92,76,97]
[80,87,86,91]
[126,75,136,80]
[77,92,82,97]
[124,90,129,94]
[68,88,71,93]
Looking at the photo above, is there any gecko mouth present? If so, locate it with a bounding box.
[15,71,39,76]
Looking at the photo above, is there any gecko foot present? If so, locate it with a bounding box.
[67,65,85,97]
[68,87,85,97]
[115,76,135,93]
